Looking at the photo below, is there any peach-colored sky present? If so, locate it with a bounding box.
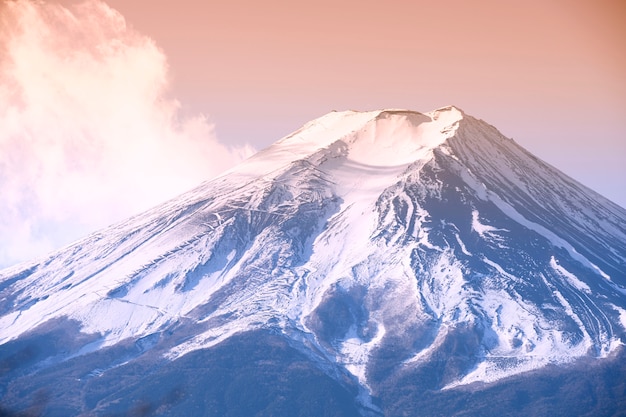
[82,0,626,197]
[0,0,624,267]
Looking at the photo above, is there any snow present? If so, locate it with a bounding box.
[1,105,625,399]
[481,185,612,281]
[443,285,592,389]
[550,256,591,293]
[339,320,386,400]
[613,305,626,330]
[404,323,450,365]
[471,209,500,236]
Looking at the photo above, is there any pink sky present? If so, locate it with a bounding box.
[86,0,626,198]
[0,0,624,267]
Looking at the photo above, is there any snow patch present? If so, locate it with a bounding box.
[471,210,499,236]
[550,256,591,293]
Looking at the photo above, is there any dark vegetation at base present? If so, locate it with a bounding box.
[370,348,626,417]
[2,318,626,416]
[91,331,360,417]
[0,318,99,385]
[0,329,360,417]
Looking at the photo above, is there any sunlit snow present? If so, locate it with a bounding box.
[1,106,625,404]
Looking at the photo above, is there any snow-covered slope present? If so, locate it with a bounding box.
[1,106,625,414]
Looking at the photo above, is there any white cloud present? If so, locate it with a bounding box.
[0,0,254,268]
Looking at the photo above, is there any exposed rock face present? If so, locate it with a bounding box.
[1,107,625,416]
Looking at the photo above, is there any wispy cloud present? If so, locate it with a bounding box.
[0,0,254,268]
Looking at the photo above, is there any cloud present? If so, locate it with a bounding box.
[0,0,255,268]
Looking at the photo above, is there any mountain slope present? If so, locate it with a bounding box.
[1,106,625,416]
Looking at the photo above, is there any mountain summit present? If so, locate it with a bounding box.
[1,107,626,416]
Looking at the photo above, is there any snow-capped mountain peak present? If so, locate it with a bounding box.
[1,106,625,415]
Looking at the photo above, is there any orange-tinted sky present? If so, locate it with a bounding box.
[78,0,625,200]
[1,0,625,267]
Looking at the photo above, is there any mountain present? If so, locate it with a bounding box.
[1,106,626,416]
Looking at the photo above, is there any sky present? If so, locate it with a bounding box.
[0,0,624,268]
